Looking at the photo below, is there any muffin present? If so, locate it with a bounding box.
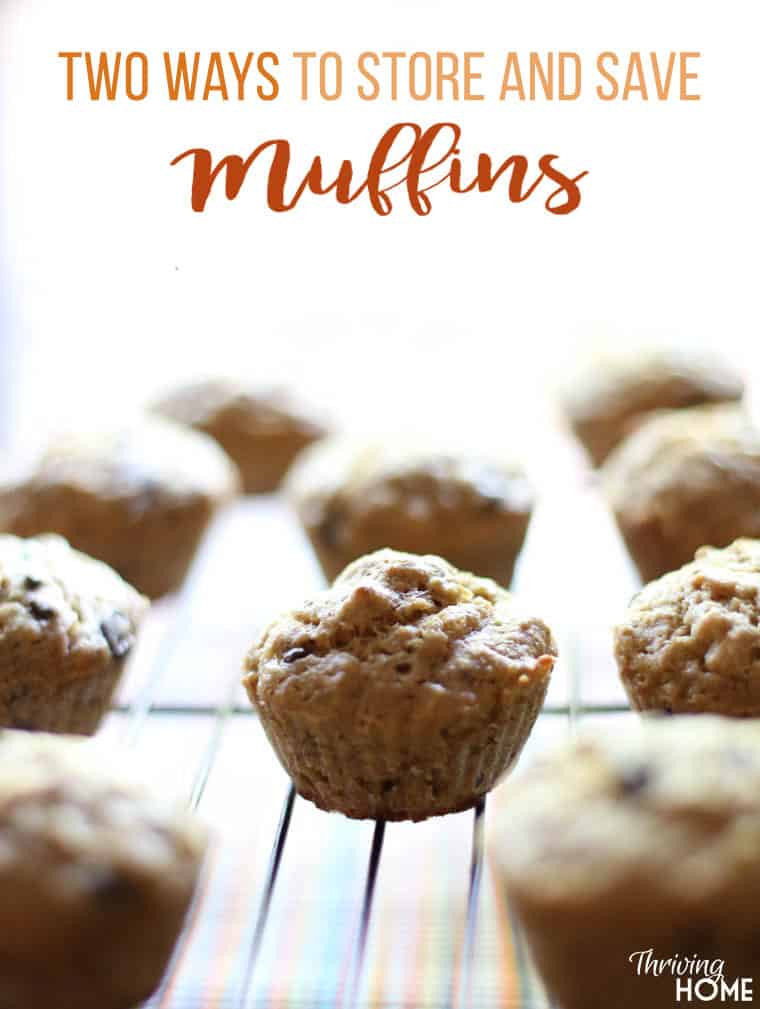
[563,348,743,466]
[615,538,760,716]
[243,549,556,821]
[492,716,760,1009]
[603,403,760,582]
[151,379,327,494]
[286,438,535,586]
[0,729,206,1009]
[0,534,147,734]
[0,417,240,597]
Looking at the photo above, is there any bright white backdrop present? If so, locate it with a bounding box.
[1,0,758,454]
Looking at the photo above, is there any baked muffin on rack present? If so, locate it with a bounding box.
[286,437,535,586]
[152,378,327,494]
[562,347,743,466]
[491,716,760,1009]
[0,729,206,1009]
[243,548,556,821]
[615,538,760,716]
[0,417,240,598]
[603,403,760,582]
[0,534,147,734]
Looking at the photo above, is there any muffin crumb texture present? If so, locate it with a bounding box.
[244,549,556,821]
[492,716,760,1009]
[563,348,744,466]
[615,538,760,715]
[0,534,147,734]
[0,418,240,597]
[0,729,206,1009]
[287,437,534,586]
[603,403,760,582]
[152,379,326,494]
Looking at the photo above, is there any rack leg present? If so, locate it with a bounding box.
[237,783,297,1008]
[343,819,387,1009]
[451,797,487,1009]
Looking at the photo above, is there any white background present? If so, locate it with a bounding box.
[1,0,758,454]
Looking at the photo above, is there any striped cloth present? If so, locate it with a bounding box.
[131,713,551,1009]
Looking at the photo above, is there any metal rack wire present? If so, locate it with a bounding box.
[112,504,631,1009]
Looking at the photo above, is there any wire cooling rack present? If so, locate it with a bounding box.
[102,481,637,1009]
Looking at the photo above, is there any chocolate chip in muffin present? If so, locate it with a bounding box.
[282,644,314,664]
[89,867,140,907]
[619,764,651,796]
[27,600,55,621]
[471,469,513,509]
[128,478,163,517]
[317,507,345,549]
[100,613,134,660]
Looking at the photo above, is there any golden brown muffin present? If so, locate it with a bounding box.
[243,549,556,821]
[0,729,206,1009]
[0,534,147,734]
[151,379,327,494]
[615,539,760,716]
[286,438,535,587]
[603,403,760,582]
[0,418,240,598]
[563,348,743,466]
[491,716,760,1009]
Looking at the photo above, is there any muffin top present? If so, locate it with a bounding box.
[603,403,760,517]
[244,549,556,735]
[564,348,743,453]
[0,729,205,903]
[152,379,325,441]
[0,534,147,683]
[565,348,742,417]
[615,539,760,714]
[492,716,760,906]
[0,417,240,510]
[287,437,534,529]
